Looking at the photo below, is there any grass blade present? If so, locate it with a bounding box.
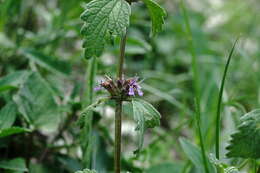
[215,38,239,159]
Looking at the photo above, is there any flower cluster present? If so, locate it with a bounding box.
[95,76,143,100]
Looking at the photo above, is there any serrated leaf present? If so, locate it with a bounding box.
[226,109,260,159]
[0,158,28,172]
[179,138,215,172]
[75,169,97,173]
[141,0,166,36]
[0,102,17,129]
[0,127,31,138]
[13,72,61,133]
[80,0,131,59]
[132,98,161,152]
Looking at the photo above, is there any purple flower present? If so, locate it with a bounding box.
[128,86,135,96]
[127,78,143,96]
[137,88,143,96]
[94,86,102,91]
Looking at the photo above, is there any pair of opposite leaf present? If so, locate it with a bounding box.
[78,97,161,152]
[80,0,166,59]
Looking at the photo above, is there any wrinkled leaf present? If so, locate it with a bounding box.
[141,0,166,36]
[0,158,28,172]
[132,98,161,152]
[0,127,31,138]
[226,109,260,159]
[80,0,131,58]
[14,72,61,133]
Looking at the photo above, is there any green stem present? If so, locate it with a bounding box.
[114,32,127,173]
[82,57,97,167]
[114,100,123,173]
[215,38,238,159]
[117,32,127,79]
[180,1,209,172]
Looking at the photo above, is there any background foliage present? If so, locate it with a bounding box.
[0,0,260,172]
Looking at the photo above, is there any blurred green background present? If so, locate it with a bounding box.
[0,0,260,172]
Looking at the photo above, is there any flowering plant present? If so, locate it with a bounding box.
[78,0,166,172]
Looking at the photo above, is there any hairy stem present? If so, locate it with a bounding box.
[114,32,127,173]
[117,33,127,79]
[114,100,123,173]
[180,1,209,172]
[215,38,238,159]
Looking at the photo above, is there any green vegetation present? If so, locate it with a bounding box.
[0,0,260,172]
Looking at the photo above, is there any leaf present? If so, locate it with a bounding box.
[145,162,184,173]
[29,163,56,173]
[0,102,17,129]
[0,32,15,48]
[75,169,97,173]
[20,48,71,76]
[77,97,109,128]
[226,109,260,159]
[125,37,152,54]
[57,156,83,172]
[0,127,31,138]
[209,154,240,173]
[80,0,131,59]
[0,158,28,172]
[13,72,61,133]
[0,70,29,90]
[132,98,161,152]
[0,85,17,93]
[141,0,166,36]
[179,138,215,172]
[142,83,192,116]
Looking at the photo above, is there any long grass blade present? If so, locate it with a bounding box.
[215,38,239,159]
